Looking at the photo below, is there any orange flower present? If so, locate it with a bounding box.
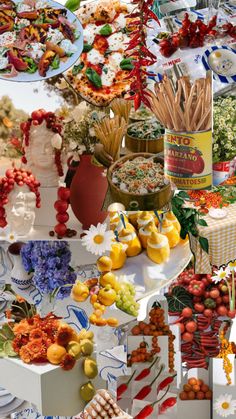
[29,328,47,341]
[56,324,74,346]
[27,340,47,360]
[19,346,32,363]
[5,309,12,320]
[60,354,76,371]
[13,320,31,335]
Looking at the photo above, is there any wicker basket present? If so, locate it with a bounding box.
[107,152,172,210]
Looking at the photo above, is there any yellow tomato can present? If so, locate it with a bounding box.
[164,129,212,190]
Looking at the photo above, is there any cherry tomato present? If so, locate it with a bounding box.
[217,305,228,317]
[182,332,194,342]
[181,307,193,318]
[209,289,220,299]
[194,303,205,313]
[185,321,197,333]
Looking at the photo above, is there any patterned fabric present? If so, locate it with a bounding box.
[190,203,236,273]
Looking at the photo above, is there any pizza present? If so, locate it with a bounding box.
[65,0,135,107]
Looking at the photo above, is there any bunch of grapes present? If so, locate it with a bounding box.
[116,282,139,317]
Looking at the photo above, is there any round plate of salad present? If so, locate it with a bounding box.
[0,0,83,81]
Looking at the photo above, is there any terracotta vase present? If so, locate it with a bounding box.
[70,154,108,230]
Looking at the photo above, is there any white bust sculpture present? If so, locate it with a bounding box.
[24,121,62,188]
[4,184,36,236]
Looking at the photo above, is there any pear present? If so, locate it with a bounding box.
[84,357,98,379]
[80,339,93,356]
[80,381,96,402]
[67,341,81,359]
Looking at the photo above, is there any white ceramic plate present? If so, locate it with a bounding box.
[175,9,203,25]
[209,208,228,219]
[0,0,83,82]
[202,46,236,83]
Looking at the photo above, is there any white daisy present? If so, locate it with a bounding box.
[212,267,230,284]
[0,227,18,243]
[227,261,236,273]
[214,394,236,417]
[81,223,114,256]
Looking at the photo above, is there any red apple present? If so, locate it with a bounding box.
[54,200,69,213]
[58,187,70,201]
[56,212,69,223]
[54,223,67,237]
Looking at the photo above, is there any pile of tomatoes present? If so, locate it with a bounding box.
[159,13,236,58]
[170,268,235,319]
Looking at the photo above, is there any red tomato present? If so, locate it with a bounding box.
[185,321,197,333]
[93,34,109,54]
[87,62,103,75]
[194,303,205,313]
[203,309,213,318]
[182,307,193,318]
[209,289,220,299]
[217,305,228,317]
[194,156,205,174]
[182,332,194,342]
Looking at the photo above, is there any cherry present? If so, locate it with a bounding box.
[54,223,67,237]
[56,212,69,223]
[54,200,69,213]
[57,187,70,201]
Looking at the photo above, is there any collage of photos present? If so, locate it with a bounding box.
[0,0,236,418]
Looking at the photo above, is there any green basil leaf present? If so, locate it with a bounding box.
[199,236,209,253]
[24,57,37,74]
[65,0,81,12]
[99,24,112,36]
[177,191,190,199]
[104,49,112,57]
[103,67,108,74]
[72,62,84,75]
[51,55,60,70]
[83,43,93,53]
[85,67,102,88]
[166,286,194,313]
[197,218,208,226]
[120,58,134,70]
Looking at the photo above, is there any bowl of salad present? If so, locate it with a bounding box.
[0,0,83,81]
[125,119,165,153]
[129,106,154,123]
[107,152,172,210]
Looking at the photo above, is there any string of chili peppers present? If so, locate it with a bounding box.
[20,109,64,177]
[217,322,234,385]
[126,0,159,110]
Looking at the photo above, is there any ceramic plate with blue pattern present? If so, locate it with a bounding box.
[202,45,236,83]
[175,10,204,25]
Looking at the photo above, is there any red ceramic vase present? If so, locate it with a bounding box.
[70,154,108,230]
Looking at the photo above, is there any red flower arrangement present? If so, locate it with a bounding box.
[126,0,159,109]
[20,109,64,177]
[0,167,41,228]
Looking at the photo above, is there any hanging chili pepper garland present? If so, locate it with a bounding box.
[126,0,159,110]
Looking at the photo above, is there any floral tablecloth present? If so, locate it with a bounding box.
[189,202,236,273]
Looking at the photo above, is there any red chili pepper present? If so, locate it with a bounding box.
[159,397,177,414]
[157,374,177,393]
[134,386,171,418]
[134,364,164,400]
[117,369,136,399]
[135,358,158,381]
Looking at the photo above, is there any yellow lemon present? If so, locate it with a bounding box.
[138,221,157,249]
[110,242,127,269]
[119,228,142,257]
[96,255,112,273]
[164,211,181,233]
[161,219,180,248]
[147,232,170,264]
[47,344,67,365]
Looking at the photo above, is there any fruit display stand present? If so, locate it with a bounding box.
[0,357,105,416]
[177,369,211,419]
[69,240,192,300]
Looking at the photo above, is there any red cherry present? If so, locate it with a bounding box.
[5,169,14,178]
[56,212,69,223]
[57,187,70,201]
[54,200,69,213]
[0,208,5,217]
[54,223,67,237]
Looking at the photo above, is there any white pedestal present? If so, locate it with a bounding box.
[34,187,58,227]
[0,358,104,416]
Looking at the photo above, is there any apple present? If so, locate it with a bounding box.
[58,187,70,201]
[54,200,69,213]
[56,212,69,223]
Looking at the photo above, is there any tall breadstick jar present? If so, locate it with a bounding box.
[164,130,212,190]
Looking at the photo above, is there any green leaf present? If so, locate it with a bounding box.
[65,0,81,12]
[72,62,84,76]
[99,24,112,36]
[197,219,208,227]
[83,43,93,53]
[24,57,37,74]
[177,191,190,199]
[120,58,134,70]
[166,286,194,313]
[51,55,60,70]
[85,67,102,88]
[1,324,14,340]
[184,209,195,219]
[199,236,209,253]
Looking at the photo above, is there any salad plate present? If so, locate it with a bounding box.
[202,45,236,83]
[0,0,83,82]
[175,9,204,26]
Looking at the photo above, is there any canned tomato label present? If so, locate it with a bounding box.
[164,130,212,190]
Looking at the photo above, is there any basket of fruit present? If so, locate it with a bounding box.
[107,153,172,210]
[125,120,164,153]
